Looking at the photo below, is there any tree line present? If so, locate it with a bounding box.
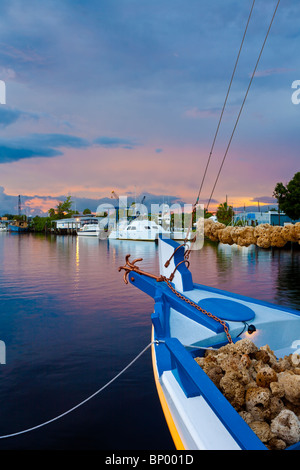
[2,196,93,232]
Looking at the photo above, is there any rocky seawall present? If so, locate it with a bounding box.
[203,219,300,249]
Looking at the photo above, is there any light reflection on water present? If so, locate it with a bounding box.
[0,233,298,449]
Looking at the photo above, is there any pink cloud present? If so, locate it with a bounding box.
[0,43,44,64]
[24,197,60,214]
[254,67,293,77]
[184,107,220,119]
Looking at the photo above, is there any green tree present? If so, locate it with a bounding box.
[273,172,300,221]
[83,208,91,215]
[48,208,56,218]
[204,208,213,219]
[49,196,74,219]
[31,216,52,232]
[216,201,234,225]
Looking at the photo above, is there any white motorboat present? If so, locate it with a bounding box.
[109,219,168,241]
[77,222,101,237]
[108,217,195,242]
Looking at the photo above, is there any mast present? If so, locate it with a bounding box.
[18,195,21,217]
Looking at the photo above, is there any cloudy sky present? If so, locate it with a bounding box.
[0,0,299,215]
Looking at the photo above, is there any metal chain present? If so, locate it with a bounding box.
[119,255,233,344]
[163,277,232,344]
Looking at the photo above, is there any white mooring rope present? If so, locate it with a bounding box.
[0,341,155,439]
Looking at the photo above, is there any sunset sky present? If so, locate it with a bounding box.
[0,0,299,215]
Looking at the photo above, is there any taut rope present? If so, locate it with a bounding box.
[0,342,155,439]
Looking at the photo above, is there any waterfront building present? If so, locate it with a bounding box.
[233,211,300,226]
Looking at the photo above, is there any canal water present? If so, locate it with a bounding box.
[0,232,299,450]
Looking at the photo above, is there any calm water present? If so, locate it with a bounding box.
[0,233,299,450]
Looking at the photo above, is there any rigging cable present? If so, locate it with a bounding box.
[195,0,256,207]
[206,0,281,211]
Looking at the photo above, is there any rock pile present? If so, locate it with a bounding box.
[195,338,300,449]
[202,219,300,248]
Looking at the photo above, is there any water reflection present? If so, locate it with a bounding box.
[274,247,300,309]
[0,233,299,450]
[189,240,300,311]
[108,239,159,273]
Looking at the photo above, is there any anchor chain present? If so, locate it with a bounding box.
[119,255,233,344]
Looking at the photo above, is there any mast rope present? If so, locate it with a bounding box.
[195,0,256,207]
[0,342,155,439]
[179,0,256,249]
[206,0,281,211]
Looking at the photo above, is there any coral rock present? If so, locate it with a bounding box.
[194,338,300,448]
[256,365,277,388]
[278,372,300,405]
[270,227,287,248]
[219,371,245,410]
[218,226,235,245]
[294,222,300,242]
[270,381,285,398]
[206,365,223,388]
[267,437,286,450]
[281,224,298,243]
[236,227,257,247]
[249,421,272,443]
[239,411,254,425]
[234,338,258,355]
[269,396,285,420]
[270,410,300,446]
[245,387,271,421]
[203,220,299,249]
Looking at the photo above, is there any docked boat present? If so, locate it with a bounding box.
[108,218,194,242]
[109,219,169,241]
[119,236,300,450]
[8,220,28,232]
[77,222,101,237]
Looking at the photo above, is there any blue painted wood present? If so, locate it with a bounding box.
[129,272,226,333]
[197,298,255,321]
[159,237,193,291]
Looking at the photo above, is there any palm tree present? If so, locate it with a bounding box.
[216,202,234,225]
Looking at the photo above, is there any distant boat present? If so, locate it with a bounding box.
[108,218,194,242]
[77,222,101,237]
[109,219,168,242]
[8,220,28,233]
[8,196,28,233]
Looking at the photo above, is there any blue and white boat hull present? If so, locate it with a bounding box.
[122,236,300,450]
